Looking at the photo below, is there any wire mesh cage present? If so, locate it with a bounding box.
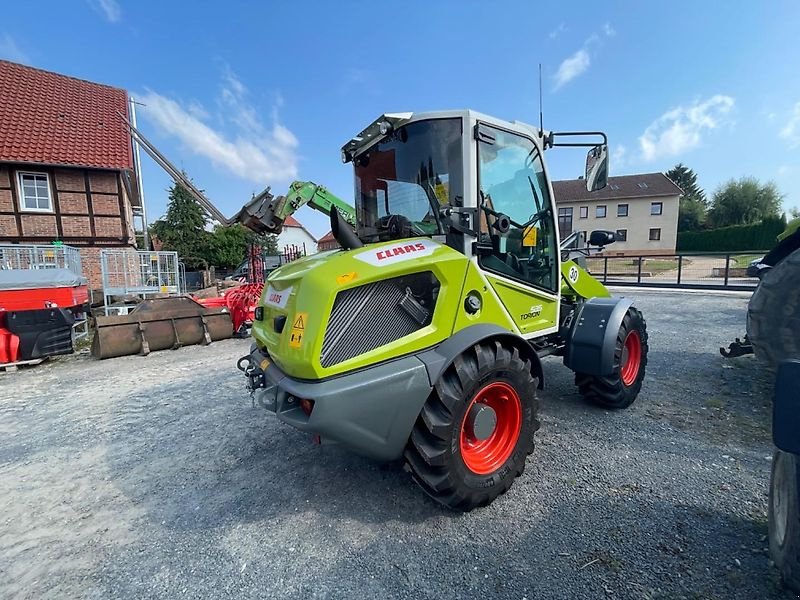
[100,249,183,314]
[0,244,83,275]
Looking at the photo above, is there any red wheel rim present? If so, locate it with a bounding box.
[620,330,642,386]
[460,382,522,475]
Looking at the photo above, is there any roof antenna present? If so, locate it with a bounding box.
[538,63,544,136]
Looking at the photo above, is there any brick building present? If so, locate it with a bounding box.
[0,60,141,288]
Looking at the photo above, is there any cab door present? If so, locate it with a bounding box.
[475,123,560,336]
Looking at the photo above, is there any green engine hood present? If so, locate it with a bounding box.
[251,238,470,379]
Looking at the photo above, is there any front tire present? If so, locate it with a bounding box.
[575,306,648,409]
[403,341,539,511]
[769,450,800,592]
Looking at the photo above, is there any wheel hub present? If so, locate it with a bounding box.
[467,403,497,441]
[459,381,523,475]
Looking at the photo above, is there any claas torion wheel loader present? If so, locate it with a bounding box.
[240,110,649,511]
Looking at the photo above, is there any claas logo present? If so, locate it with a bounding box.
[376,242,426,261]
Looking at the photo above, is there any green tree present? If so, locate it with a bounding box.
[790,206,800,219]
[204,225,281,269]
[149,182,212,269]
[207,224,249,269]
[665,163,707,231]
[707,177,784,228]
[248,231,279,255]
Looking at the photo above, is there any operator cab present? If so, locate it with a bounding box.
[341,109,609,293]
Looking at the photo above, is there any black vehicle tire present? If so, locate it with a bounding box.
[747,248,800,368]
[403,341,539,511]
[769,449,800,592]
[575,306,648,409]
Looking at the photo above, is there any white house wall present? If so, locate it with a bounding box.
[278,227,317,254]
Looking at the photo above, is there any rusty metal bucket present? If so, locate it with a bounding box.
[91,296,234,359]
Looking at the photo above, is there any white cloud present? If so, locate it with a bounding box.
[779,102,800,148]
[88,0,121,23]
[549,23,566,39]
[139,70,298,186]
[0,33,30,64]
[553,49,590,90]
[552,25,615,91]
[638,95,735,161]
[611,144,627,170]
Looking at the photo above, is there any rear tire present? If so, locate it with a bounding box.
[769,450,800,592]
[575,306,648,409]
[403,341,539,511]
[747,248,800,368]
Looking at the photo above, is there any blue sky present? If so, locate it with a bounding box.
[2,1,799,238]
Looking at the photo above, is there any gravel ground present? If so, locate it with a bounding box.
[0,290,795,600]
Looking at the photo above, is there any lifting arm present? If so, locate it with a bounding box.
[259,181,356,234]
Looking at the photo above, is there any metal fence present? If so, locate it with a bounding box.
[584,252,766,291]
[0,244,83,276]
[100,249,183,314]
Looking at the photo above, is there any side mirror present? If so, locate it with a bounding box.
[774,360,800,454]
[585,144,609,192]
[589,230,616,247]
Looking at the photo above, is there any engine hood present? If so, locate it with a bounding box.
[251,238,469,379]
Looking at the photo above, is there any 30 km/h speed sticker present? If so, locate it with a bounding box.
[289,312,307,349]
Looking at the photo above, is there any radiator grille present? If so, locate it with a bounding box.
[320,275,434,368]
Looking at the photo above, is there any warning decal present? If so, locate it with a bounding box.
[289,312,307,349]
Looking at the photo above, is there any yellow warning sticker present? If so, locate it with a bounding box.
[289,312,307,349]
[522,226,538,247]
[159,285,169,293]
[336,272,358,285]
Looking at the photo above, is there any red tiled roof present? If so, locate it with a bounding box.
[0,60,132,170]
[318,230,336,243]
[284,215,302,227]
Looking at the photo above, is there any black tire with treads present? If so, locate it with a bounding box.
[769,450,800,592]
[403,341,539,511]
[575,306,648,409]
[747,248,800,368]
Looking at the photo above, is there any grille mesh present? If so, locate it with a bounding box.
[320,280,423,367]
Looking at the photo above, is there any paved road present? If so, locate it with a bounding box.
[0,291,794,599]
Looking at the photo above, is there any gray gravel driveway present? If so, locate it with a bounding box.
[0,290,795,599]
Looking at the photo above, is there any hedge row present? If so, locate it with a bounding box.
[677,216,787,252]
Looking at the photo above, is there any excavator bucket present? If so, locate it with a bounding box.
[91,296,234,360]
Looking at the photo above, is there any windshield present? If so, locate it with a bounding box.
[354,118,463,242]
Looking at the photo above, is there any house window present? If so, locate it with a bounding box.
[649,228,661,241]
[638,182,649,189]
[651,201,663,215]
[558,207,573,237]
[596,205,607,218]
[616,229,628,242]
[579,206,588,219]
[617,203,629,217]
[17,172,52,212]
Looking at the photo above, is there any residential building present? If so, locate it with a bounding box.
[552,173,681,255]
[278,215,317,255]
[0,60,142,287]
[317,231,340,252]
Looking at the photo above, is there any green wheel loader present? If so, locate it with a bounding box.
[240,110,649,510]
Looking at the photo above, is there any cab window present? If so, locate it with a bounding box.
[477,124,558,292]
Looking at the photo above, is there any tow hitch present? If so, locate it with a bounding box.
[237,353,277,410]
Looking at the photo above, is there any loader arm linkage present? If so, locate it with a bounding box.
[260,181,356,234]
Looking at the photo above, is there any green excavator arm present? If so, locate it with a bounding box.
[257,181,356,235]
